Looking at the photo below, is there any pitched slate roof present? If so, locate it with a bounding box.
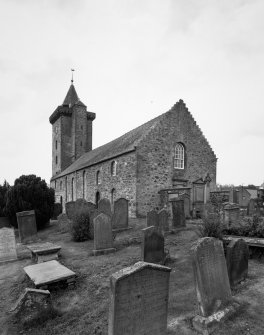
[51,113,162,180]
[63,84,79,107]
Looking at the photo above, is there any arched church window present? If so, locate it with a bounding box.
[111,188,116,205]
[111,161,117,176]
[83,170,86,198]
[56,156,58,165]
[96,171,101,185]
[174,143,185,169]
[96,191,100,207]
[71,177,74,201]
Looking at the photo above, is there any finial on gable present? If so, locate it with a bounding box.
[71,69,75,84]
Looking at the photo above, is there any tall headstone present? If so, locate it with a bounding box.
[16,210,37,244]
[108,261,171,335]
[57,213,71,233]
[98,198,112,218]
[226,239,249,287]
[142,226,165,264]
[93,213,115,255]
[158,208,169,232]
[75,198,88,212]
[146,209,159,228]
[0,227,17,263]
[65,201,76,220]
[247,199,255,216]
[172,199,186,228]
[112,198,128,229]
[191,237,232,317]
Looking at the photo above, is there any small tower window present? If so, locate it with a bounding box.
[55,140,58,150]
[111,161,117,176]
[174,143,185,169]
[96,171,101,185]
[56,156,58,165]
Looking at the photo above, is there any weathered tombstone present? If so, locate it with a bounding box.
[75,198,88,212]
[93,213,115,255]
[172,199,186,228]
[108,261,171,335]
[16,210,37,244]
[0,227,17,263]
[247,199,255,216]
[65,201,76,220]
[98,198,112,218]
[10,288,53,325]
[224,203,240,227]
[142,226,165,264]
[146,209,159,228]
[0,216,11,228]
[58,213,71,232]
[88,208,99,239]
[191,237,236,333]
[87,201,96,212]
[112,198,128,229]
[226,239,249,287]
[158,208,169,232]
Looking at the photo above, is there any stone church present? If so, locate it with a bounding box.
[50,82,217,218]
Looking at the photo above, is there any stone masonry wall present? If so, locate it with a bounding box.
[136,101,217,217]
[52,151,137,217]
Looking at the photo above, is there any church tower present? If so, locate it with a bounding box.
[49,80,96,177]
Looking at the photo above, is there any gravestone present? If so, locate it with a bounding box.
[65,201,76,220]
[247,199,255,216]
[158,208,169,232]
[224,203,240,227]
[58,213,71,232]
[226,239,249,287]
[146,209,159,228]
[172,199,186,228]
[142,226,165,264]
[10,288,53,325]
[16,210,37,244]
[93,213,115,255]
[0,227,17,263]
[87,201,96,212]
[108,261,171,335]
[112,198,128,229]
[98,198,112,218]
[88,208,99,239]
[75,198,88,212]
[191,237,232,318]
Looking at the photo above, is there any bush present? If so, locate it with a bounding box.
[5,175,55,229]
[223,215,264,238]
[0,180,10,217]
[198,213,223,240]
[71,209,91,242]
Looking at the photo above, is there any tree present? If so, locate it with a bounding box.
[5,175,55,229]
[0,180,10,216]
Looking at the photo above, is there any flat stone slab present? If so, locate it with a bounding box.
[26,242,61,263]
[223,235,264,248]
[92,247,116,256]
[24,260,76,288]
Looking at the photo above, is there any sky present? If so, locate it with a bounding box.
[0,0,263,186]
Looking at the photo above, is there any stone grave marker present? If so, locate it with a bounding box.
[172,199,186,228]
[98,198,112,218]
[16,210,37,244]
[226,239,249,287]
[10,288,53,325]
[142,226,165,264]
[112,198,128,229]
[65,201,76,220]
[247,199,255,216]
[58,213,71,232]
[191,237,232,317]
[146,209,159,228]
[158,208,169,232]
[87,201,96,212]
[93,213,115,255]
[0,227,17,263]
[108,261,171,335]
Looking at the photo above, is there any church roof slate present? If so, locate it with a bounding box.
[63,84,79,107]
[51,113,162,180]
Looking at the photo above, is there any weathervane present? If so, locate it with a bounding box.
[71,69,75,83]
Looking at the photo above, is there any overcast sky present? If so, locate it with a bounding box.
[0,0,263,186]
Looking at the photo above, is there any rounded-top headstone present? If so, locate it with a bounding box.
[98,198,112,218]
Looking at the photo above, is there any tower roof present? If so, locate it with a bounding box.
[63,84,79,107]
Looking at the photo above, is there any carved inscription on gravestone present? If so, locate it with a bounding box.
[142,226,165,264]
[0,227,17,263]
[226,239,249,287]
[146,209,159,228]
[108,261,171,335]
[93,213,113,251]
[191,237,232,317]
[112,198,128,229]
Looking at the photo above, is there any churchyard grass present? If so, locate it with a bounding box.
[1,219,264,334]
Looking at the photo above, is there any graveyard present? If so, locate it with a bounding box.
[2,208,264,334]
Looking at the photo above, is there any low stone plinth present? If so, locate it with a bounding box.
[24,260,76,289]
[26,242,61,263]
[112,226,132,233]
[92,247,116,256]
[223,235,264,248]
[192,301,240,335]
